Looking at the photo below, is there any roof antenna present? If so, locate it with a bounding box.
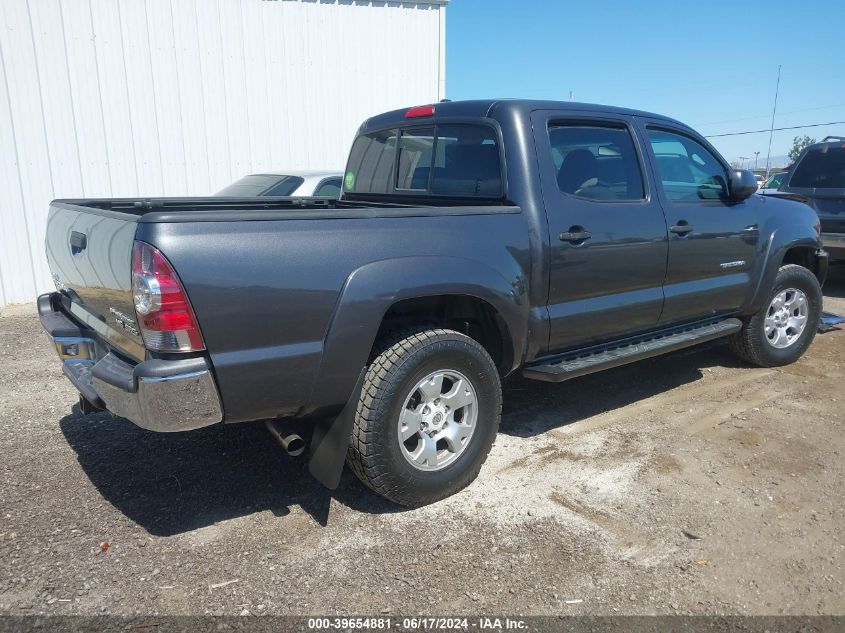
[764,65,781,178]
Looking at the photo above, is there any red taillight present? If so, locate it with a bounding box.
[132,241,205,352]
[405,105,435,118]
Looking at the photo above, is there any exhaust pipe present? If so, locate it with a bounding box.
[264,420,306,457]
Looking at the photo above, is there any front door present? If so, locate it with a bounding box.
[639,124,759,325]
[532,112,669,352]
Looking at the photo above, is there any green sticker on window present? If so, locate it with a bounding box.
[344,172,355,190]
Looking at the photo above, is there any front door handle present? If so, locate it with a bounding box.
[670,221,693,236]
[560,227,592,244]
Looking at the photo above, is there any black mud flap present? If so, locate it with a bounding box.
[308,368,366,490]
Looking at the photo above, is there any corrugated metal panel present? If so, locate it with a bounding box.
[0,0,446,307]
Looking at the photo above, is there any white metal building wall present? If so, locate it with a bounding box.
[0,0,447,307]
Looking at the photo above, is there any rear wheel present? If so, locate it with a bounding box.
[729,264,822,367]
[347,328,501,507]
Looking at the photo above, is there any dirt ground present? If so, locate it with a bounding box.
[1,269,844,617]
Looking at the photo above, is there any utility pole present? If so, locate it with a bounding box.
[765,65,782,179]
[754,151,760,169]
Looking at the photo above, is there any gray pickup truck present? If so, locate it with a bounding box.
[774,136,845,262]
[40,99,827,506]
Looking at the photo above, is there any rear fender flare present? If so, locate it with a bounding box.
[303,256,528,417]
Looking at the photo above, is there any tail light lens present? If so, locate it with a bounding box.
[132,241,205,352]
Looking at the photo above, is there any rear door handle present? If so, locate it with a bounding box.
[670,222,693,236]
[559,228,592,244]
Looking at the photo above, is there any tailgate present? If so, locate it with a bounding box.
[811,197,845,234]
[45,201,145,361]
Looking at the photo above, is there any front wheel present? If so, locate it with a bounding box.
[347,328,501,507]
[729,264,822,367]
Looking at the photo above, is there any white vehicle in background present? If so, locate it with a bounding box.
[759,171,789,195]
[214,170,343,198]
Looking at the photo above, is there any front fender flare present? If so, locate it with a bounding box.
[746,224,823,313]
[303,256,528,417]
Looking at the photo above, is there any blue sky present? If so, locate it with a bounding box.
[445,0,845,169]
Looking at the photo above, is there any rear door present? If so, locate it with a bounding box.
[531,111,669,352]
[638,123,759,325]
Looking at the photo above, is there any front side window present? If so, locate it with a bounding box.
[789,146,845,189]
[549,124,645,201]
[344,124,503,198]
[648,129,728,201]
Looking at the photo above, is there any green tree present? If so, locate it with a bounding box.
[789,135,816,163]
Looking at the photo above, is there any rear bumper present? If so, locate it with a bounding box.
[38,293,223,432]
[822,233,845,260]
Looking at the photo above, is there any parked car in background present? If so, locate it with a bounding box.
[759,171,789,195]
[776,136,845,261]
[39,100,826,507]
[214,170,343,198]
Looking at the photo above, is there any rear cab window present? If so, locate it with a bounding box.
[789,145,845,189]
[343,123,504,201]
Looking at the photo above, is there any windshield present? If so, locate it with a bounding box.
[789,146,845,189]
[763,172,786,189]
[215,174,304,197]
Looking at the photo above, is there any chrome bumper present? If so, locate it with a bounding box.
[91,361,223,433]
[39,294,223,432]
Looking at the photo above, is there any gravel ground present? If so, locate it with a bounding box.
[1,269,844,617]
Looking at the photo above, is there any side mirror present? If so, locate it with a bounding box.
[729,169,758,201]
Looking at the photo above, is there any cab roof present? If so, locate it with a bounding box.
[360,99,687,132]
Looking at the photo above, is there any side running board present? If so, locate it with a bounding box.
[523,318,742,383]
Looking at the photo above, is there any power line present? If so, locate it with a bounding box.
[705,120,845,138]
[696,102,845,128]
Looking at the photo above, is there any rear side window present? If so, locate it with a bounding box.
[314,178,342,197]
[549,124,644,201]
[215,174,304,197]
[344,124,503,198]
[647,129,728,201]
[790,146,845,188]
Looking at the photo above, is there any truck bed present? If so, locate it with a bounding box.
[44,195,529,424]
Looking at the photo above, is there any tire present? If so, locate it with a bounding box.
[347,328,501,507]
[729,264,822,367]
